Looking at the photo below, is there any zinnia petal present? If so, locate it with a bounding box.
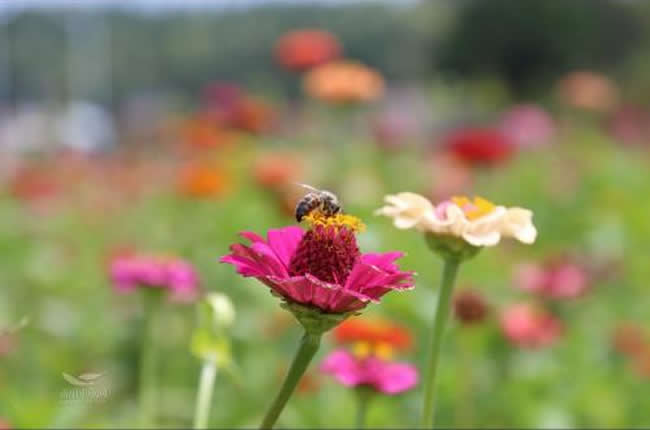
[266,227,304,269]
[369,359,419,394]
[320,350,365,387]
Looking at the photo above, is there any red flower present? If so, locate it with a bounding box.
[444,127,515,166]
[274,29,341,71]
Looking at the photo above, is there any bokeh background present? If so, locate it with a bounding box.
[2,0,650,428]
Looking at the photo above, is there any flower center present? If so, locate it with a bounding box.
[352,341,394,360]
[302,211,366,232]
[452,196,496,220]
[288,223,361,284]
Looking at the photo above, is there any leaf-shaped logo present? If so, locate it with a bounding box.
[62,372,104,386]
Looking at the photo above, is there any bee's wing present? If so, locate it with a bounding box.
[295,183,320,193]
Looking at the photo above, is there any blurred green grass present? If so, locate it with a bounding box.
[1,116,649,429]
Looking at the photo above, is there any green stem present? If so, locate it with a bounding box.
[355,387,373,429]
[419,257,461,429]
[138,294,159,428]
[260,331,321,429]
[193,358,218,429]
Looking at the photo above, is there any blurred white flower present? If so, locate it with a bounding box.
[206,293,235,329]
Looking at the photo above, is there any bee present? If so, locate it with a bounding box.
[294,183,341,222]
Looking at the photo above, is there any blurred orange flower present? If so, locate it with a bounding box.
[253,153,303,190]
[10,165,59,202]
[274,29,341,71]
[303,61,384,104]
[229,98,275,134]
[0,333,17,357]
[613,323,648,359]
[180,114,234,149]
[557,70,619,112]
[178,164,229,198]
[333,317,412,351]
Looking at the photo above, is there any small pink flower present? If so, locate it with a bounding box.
[109,254,199,302]
[499,104,555,148]
[220,221,414,314]
[500,303,563,349]
[320,349,418,394]
[514,259,589,299]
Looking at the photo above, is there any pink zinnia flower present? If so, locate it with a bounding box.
[500,303,563,349]
[499,104,555,148]
[220,214,414,314]
[109,254,199,302]
[514,258,589,299]
[321,349,418,394]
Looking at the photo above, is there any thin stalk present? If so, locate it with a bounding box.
[260,331,321,429]
[355,387,373,429]
[138,294,159,428]
[193,358,218,429]
[419,257,461,429]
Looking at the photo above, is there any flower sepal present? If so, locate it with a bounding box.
[425,233,481,262]
[280,300,359,336]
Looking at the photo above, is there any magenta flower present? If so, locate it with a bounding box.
[321,349,418,394]
[514,258,589,299]
[500,303,563,349]
[220,220,415,314]
[221,211,415,429]
[109,254,199,302]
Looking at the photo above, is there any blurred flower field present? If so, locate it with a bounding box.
[2,3,650,428]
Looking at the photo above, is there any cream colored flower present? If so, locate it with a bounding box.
[375,192,434,230]
[376,193,537,247]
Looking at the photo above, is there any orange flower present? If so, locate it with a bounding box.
[303,61,385,104]
[613,323,649,358]
[557,70,619,112]
[178,164,229,198]
[10,164,59,202]
[180,114,234,149]
[253,154,303,190]
[333,317,412,352]
[274,29,341,71]
[230,98,275,134]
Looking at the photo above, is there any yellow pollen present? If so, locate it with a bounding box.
[452,196,496,221]
[374,342,394,360]
[302,211,366,232]
[353,341,371,359]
